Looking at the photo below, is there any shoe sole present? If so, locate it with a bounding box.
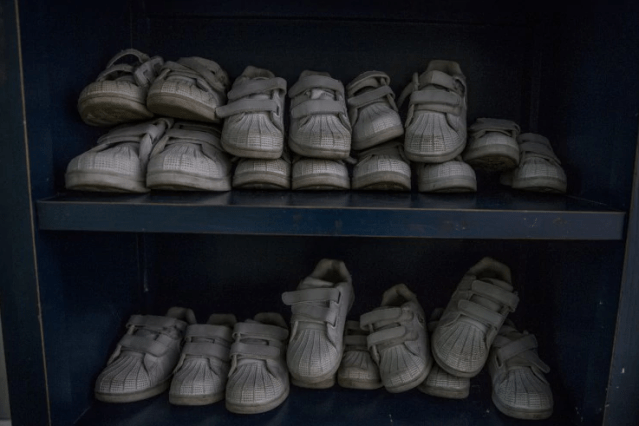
[221,139,283,160]
[511,176,567,193]
[147,92,220,123]
[405,140,466,164]
[169,391,224,406]
[337,376,383,390]
[418,176,477,193]
[385,355,433,394]
[292,173,350,190]
[146,171,231,191]
[225,384,289,414]
[95,379,170,403]
[417,382,469,399]
[492,392,553,420]
[352,171,411,191]
[289,137,350,160]
[352,125,404,151]
[431,347,481,378]
[463,145,519,172]
[65,171,148,193]
[78,83,152,127]
[233,171,290,190]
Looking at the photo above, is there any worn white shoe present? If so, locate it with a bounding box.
[346,71,404,150]
[282,259,354,388]
[65,118,173,193]
[216,66,286,159]
[288,71,351,159]
[352,140,411,191]
[489,321,553,420]
[337,320,382,390]
[78,49,163,126]
[360,284,432,393]
[501,133,567,193]
[147,57,230,123]
[464,118,520,171]
[292,157,351,190]
[416,156,476,192]
[146,121,232,191]
[225,313,289,414]
[418,308,470,399]
[169,314,236,405]
[95,307,196,403]
[398,60,467,163]
[432,257,519,378]
[233,148,291,190]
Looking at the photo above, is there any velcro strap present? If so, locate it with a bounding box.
[458,300,504,328]
[127,314,185,331]
[367,326,407,348]
[230,342,280,359]
[346,71,390,94]
[409,88,462,114]
[185,324,232,341]
[471,280,519,311]
[496,334,538,363]
[227,77,287,100]
[289,75,344,98]
[519,141,560,163]
[418,70,458,91]
[469,118,520,137]
[282,288,340,305]
[96,64,135,82]
[347,86,394,109]
[118,334,169,357]
[292,304,337,325]
[178,57,226,93]
[97,122,157,146]
[133,57,163,87]
[233,322,289,341]
[182,341,230,359]
[164,128,218,144]
[344,334,368,347]
[290,100,345,118]
[360,307,403,328]
[216,99,279,118]
[106,48,149,68]
[345,320,361,331]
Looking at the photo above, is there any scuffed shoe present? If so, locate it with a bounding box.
[337,320,382,390]
[360,284,432,393]
[216,66,286,159]
[146,121,232,191]
[147,57,230,123]
[78,49,163,126]
[282,259,354,388]
[398,60,467,163]
[288,71,352,159]
[464,118,520,171]
[169,314,236,406]
[95,307,196,403]
[225,313,289,414]
[292,157,351,190]
[500,133,567,193]
[352,140,411,191]
[418,308,470,399]
[233,148,291,190]
[432,257,519,378]
[416,156,476,193]
[65,118,173,193]
[489,321,553,420]
[346,71,404,150]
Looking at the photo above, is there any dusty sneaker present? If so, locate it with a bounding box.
[337,320,382,390]
[225,313,289,414]
[352,140,411,191]
[233,148,291,190]
[432,257,519,378]
[282,259,354,388]
[416,156,476,193]
[78,49,163,126]
[464,118,520,171]
[360,284,432,393]
[291,157,351,190]
[489,321,553,420]
[95,307,196,403]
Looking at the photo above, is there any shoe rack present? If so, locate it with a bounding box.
[1,1,638,426]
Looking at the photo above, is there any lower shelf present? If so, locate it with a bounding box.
[76,372,567,426]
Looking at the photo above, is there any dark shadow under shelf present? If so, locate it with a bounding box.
[37,190,625,240]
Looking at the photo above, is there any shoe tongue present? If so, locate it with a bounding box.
[309,88,335,101]
[299,277,334,290]
[239,319,269,346]
[470,277,513,312]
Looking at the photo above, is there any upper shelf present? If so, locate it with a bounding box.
[36,190,625,240]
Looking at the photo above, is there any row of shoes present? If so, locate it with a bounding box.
[94,258,553,420]
[66,49,566,193]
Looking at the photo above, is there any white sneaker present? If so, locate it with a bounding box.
[432,257,519,378]
[464,118,520,171]
[169,314,236,405]
[360,284,432,393]
[146,121,232,191]
[398,60,467,163]
[288,71,351,159]
[416,156,476,192]
[233,148,291,190]
[147,57,230,123]
[489,321,553,420]
[65,118,173,193]
[95,307,197,403]
[225,313,289,414]
[500,133,567,193]
[78,49,163,126]
[282,259,354,388]
[217,66,286,159]
[337,320,382,390]
[352,140,411,191]
[346,71,404,150]
[292,157,351,190]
